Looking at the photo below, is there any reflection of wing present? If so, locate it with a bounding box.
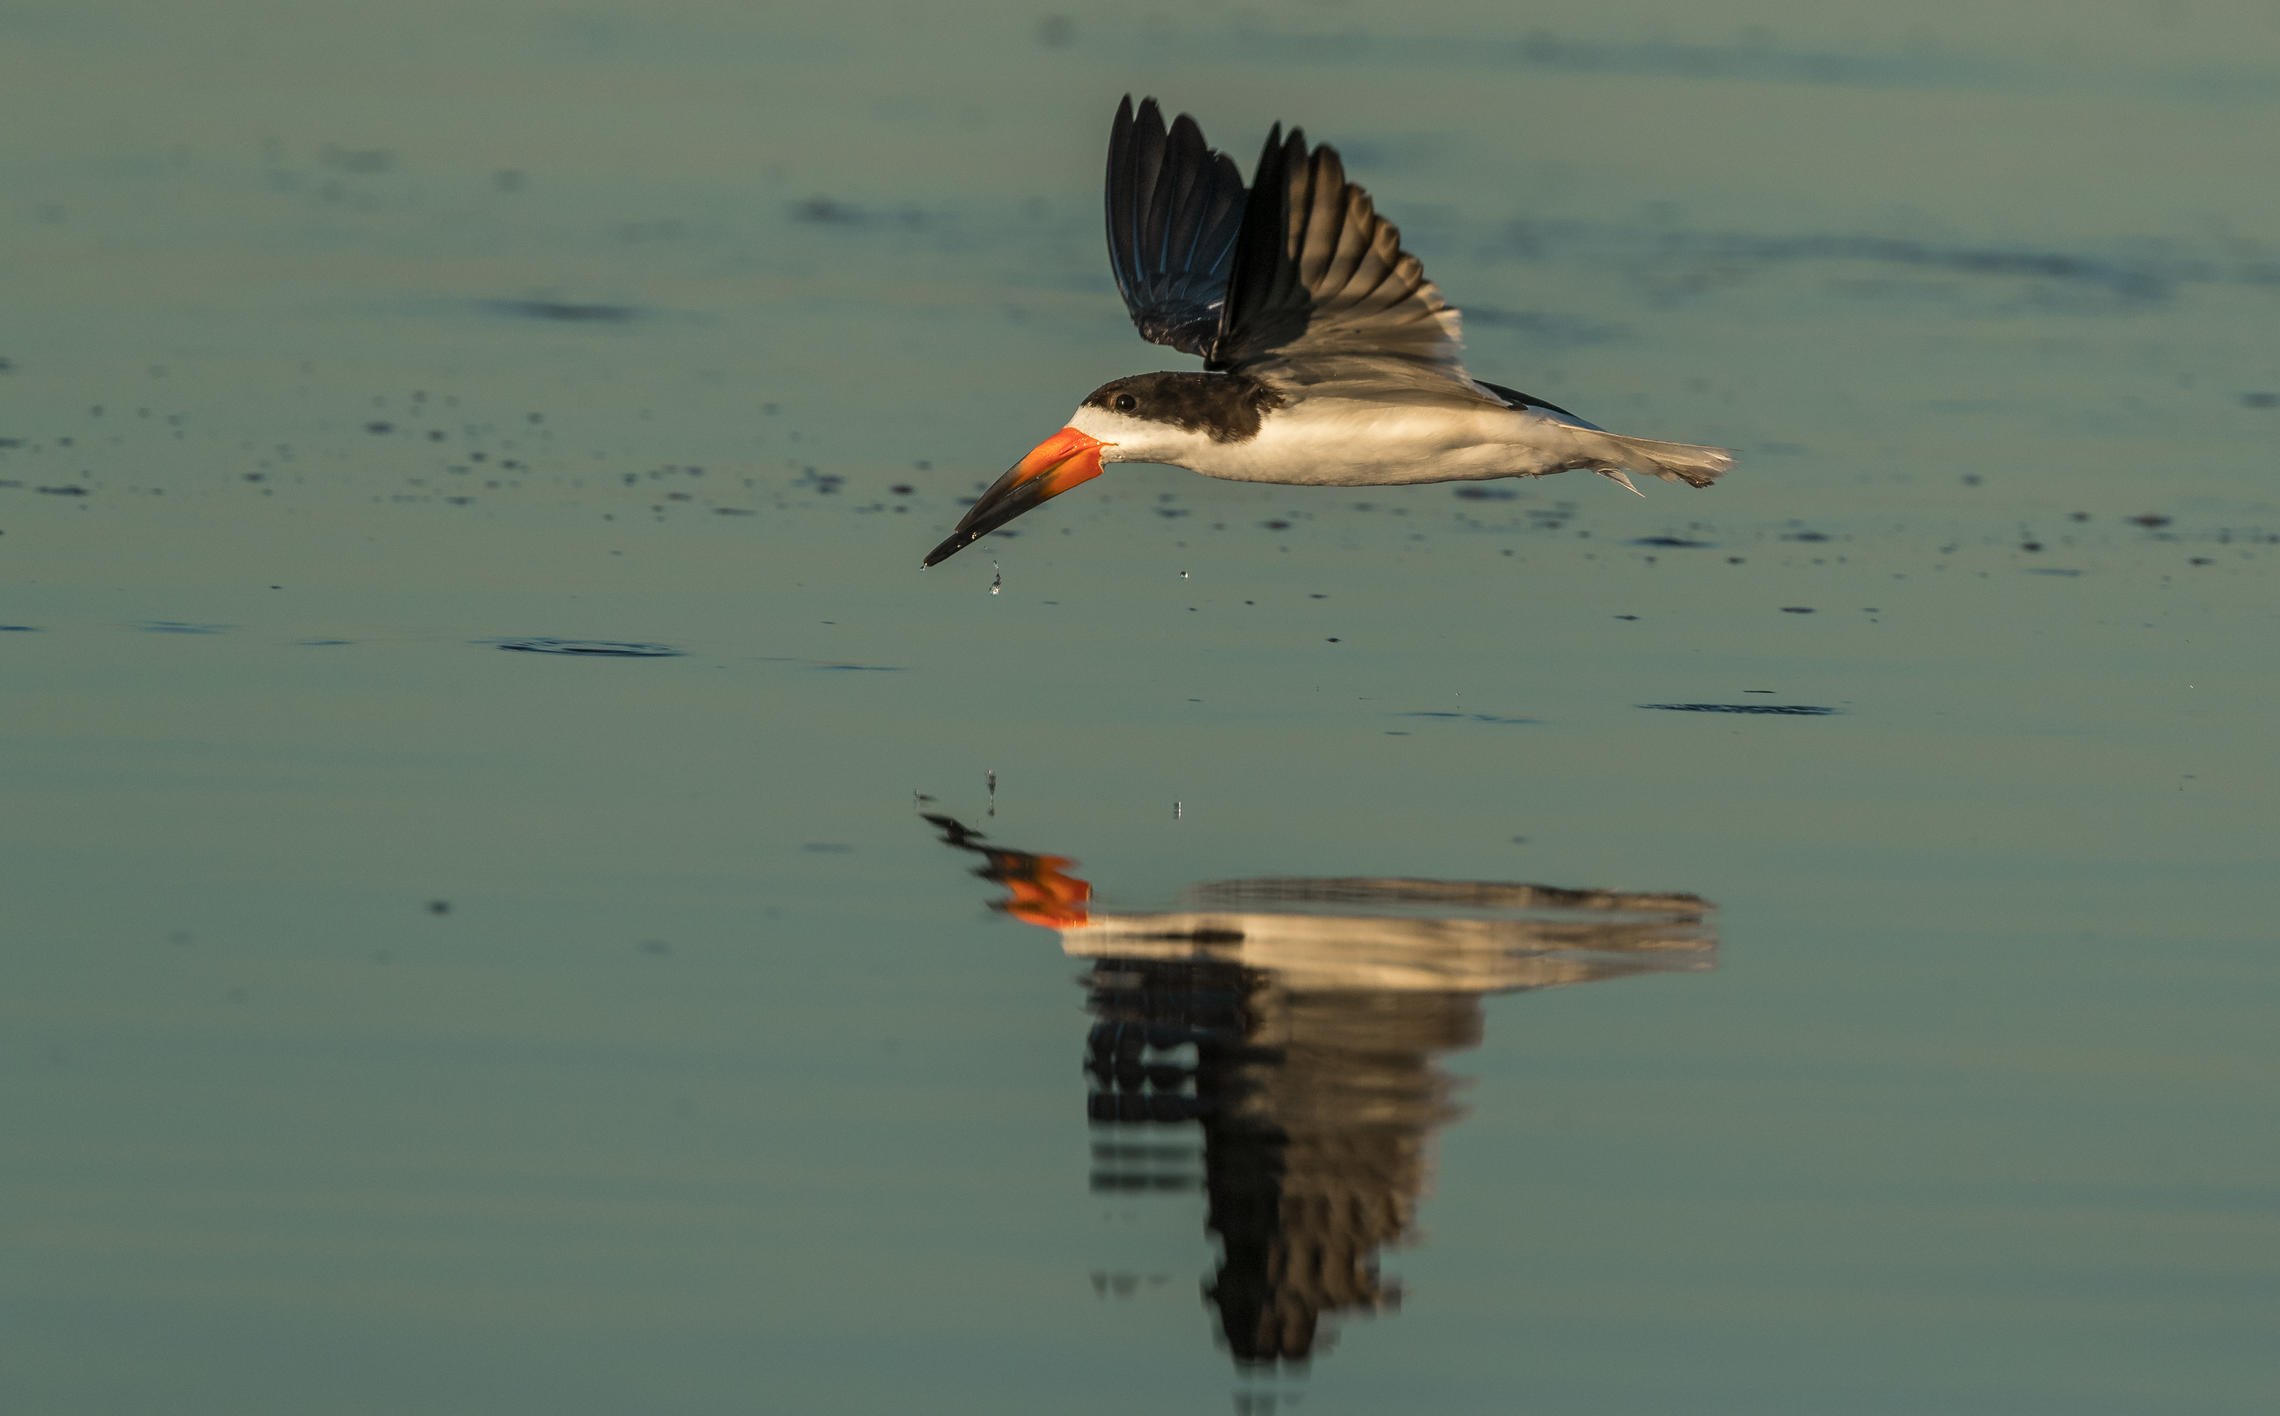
[1214,123,1479,400]
[1084,954,1458,1363]
[1105,97,1250,360]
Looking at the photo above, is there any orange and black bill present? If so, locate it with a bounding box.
[922,427,1106,567]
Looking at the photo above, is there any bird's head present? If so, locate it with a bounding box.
[921,373,1277,567]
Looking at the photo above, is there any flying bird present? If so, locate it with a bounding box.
[923,97,1732,568]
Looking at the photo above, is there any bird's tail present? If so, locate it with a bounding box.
[1587,432,1733,491]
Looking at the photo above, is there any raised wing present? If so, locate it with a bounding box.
[1104,96,1249,360]
[1213,123,1473,392]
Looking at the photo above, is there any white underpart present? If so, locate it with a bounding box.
[1065,398,1722,489]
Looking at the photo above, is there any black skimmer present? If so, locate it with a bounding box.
[922,97,1733,569]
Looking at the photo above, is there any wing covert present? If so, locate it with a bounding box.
[1105,96,1249,360]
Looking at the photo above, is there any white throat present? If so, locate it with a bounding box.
[1065,404,1218,470]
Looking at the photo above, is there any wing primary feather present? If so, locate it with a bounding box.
[1184,191,1215,275]
[1165,115,1216,277]
[1105,97,1138,308]
[1212,121,1287,368]
[1319,182,1375,300]
[1201,158,1243,276]
[1141,144,1173,283]
[1272,129,1313,328]
[1155,124,1202,276]
[1296,145,1341,290]
[1129,102,1165,312]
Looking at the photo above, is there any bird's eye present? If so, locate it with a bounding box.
[1112,393,1137,413]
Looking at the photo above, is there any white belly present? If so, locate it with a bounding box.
[1176,400,1598,486]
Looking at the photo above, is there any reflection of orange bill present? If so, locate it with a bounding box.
[923,427,1107,567]
[994,851,1092,928]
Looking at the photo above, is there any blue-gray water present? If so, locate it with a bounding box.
[5,3,2276,1412]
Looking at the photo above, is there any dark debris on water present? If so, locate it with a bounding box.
[1640,703,1840,716]
[1398,711,1538,725]
[480,299,643,325]
[490,638,685,657]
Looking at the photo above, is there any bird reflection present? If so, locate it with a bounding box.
[927,813,1717,1370]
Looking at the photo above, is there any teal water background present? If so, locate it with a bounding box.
[5,3,2277,1411]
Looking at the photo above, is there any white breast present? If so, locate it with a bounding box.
[1175,398,1599,487]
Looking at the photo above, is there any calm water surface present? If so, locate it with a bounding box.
[5,3,2277,1412]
